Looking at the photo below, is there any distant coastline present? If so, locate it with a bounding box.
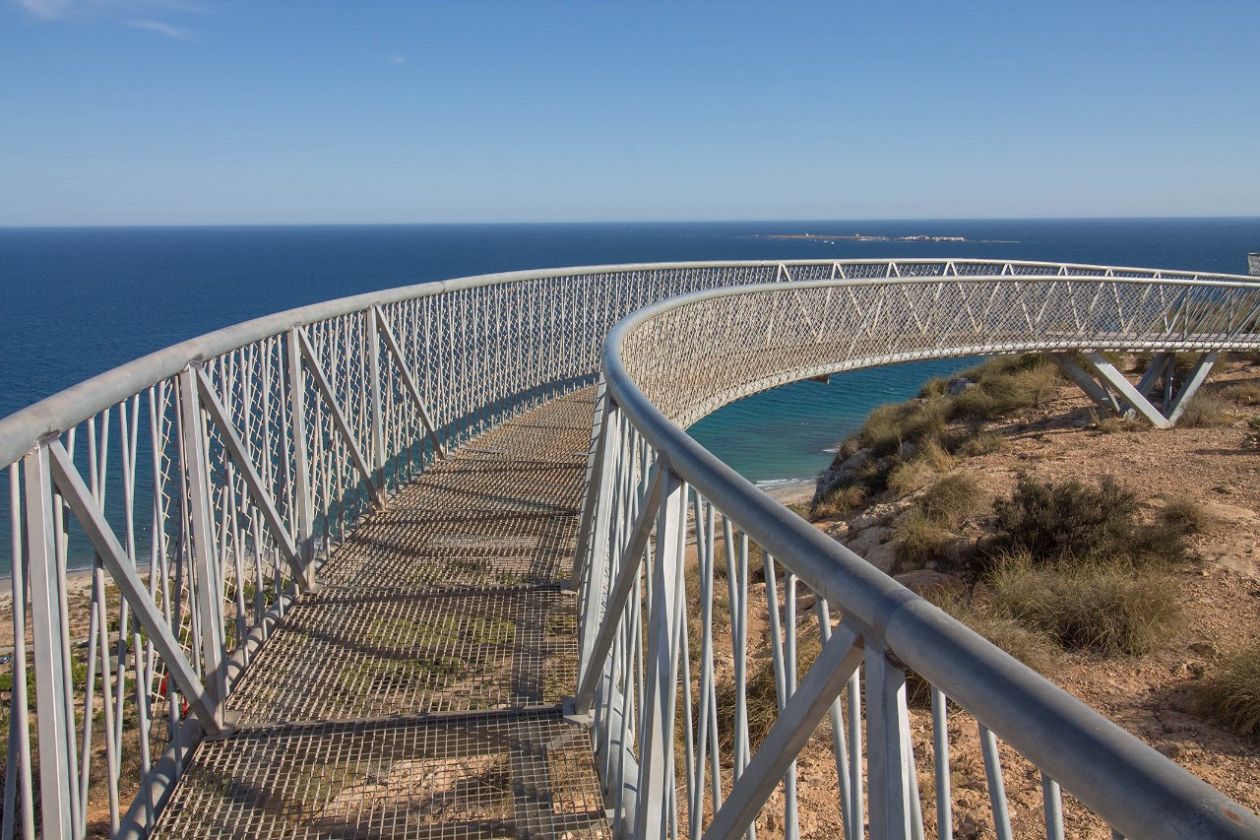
[754,232,1019,244]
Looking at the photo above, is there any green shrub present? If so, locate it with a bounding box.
[929,593,1056,673]
[988,555,1179,655]
[993,475,1146,564]
[949,355,1062,422]
[1192,642,1260,738]
[887,440,956,496]
[907,591,1056,705]
[919,377,949,398]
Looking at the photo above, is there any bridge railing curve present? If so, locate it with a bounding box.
[581,274,1260,840]
[0,258,1257,838]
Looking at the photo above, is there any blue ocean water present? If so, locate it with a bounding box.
[1,219,1258,498]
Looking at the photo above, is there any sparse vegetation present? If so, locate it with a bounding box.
[987,553,1179,655]
[949,355,1062,422]
[954,430,1004,456]
[813,483,866,518]
[1095,413,1143,434]
[716,627,822,750]
[1178,391,1232,428]
[893,509,954,569]
[1193,642,1260,738]
[917,473,983,530]
[1223,381,1260,407]
[892,473,984,567]
[991,474,1190,567]
[1160,496,1213,535]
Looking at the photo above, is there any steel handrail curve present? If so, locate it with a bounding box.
[0,258,1249,471]
[599,278,1260,839]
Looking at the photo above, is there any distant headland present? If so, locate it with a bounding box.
[753,232,1019,243]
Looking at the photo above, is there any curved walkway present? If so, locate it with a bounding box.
[152,391,610,839]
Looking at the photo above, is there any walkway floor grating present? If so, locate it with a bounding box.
[153,390,610,839]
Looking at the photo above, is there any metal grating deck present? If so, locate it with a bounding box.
[153,391,610,839]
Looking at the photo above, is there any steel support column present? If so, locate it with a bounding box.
[23,445,77,839]
[635,471,684,840]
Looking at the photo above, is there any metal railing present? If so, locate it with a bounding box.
[577,273,1260,840]
[0,258,1258,838]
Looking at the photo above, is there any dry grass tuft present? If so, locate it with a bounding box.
[1222,381,1260,407]
[1177,391,1232,428]
[987,554,1179,656]
[1192,642,1260,738]
[1160,496,1213,535]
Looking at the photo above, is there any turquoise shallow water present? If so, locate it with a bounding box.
[688,358,981,489]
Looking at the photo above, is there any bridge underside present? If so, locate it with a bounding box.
[153,390,611,839]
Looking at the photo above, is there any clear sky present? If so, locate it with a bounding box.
[3,0,1259,226]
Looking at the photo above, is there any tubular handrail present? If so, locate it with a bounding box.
[590,276,1260,839]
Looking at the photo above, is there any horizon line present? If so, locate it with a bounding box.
[4,213,1260,231]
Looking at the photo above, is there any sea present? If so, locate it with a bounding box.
[1,218,1259,570]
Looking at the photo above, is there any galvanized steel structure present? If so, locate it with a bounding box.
[2,259,1260,838]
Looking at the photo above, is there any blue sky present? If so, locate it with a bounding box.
[2,0,1259,225]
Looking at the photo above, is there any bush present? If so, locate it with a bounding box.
[893,509,954,568]
[919,377,949,398]
[888,459,936,497]
[988,555,1179,655]
[929,592,1056,673]
[1160,496,1212,535]
[993,475,1143,564]
[917,473,983,530]
[1222,382,1260,407]
[906,591,1056,705]
[954,430,1004,457]
[812,483,866,519]
[1095,414,1143,434]
[1192,642,1260,738]
[887,440,956,496]
[1178,391,1231,428]
[856,399,950,457]
[949,355,1062,422]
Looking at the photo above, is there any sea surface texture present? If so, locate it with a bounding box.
[1,218,1258,567]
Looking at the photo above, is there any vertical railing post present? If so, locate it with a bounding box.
[24,444,77,839]
[571,379,611,589]
[635,470,683,840]
[866,643,913,840]
[177,367,228,729]
[365,308,386,496]
[577,398,620,679]
[286,328,316,587]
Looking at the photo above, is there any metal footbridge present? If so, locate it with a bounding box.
[3,259,1260,839]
